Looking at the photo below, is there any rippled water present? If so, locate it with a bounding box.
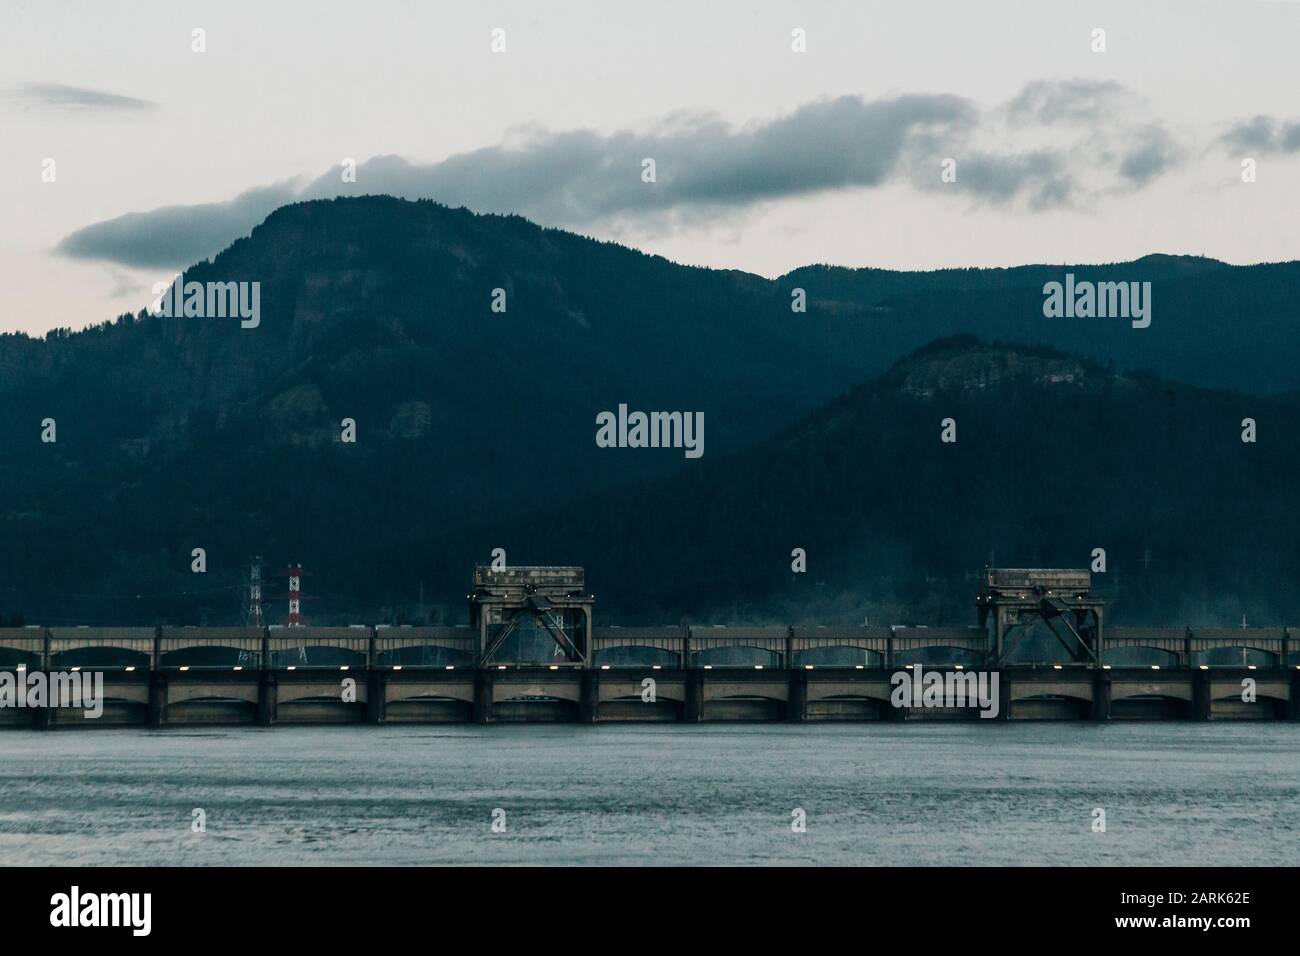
[0,723,1296,865]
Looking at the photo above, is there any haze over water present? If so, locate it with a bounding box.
[1,724,1296,866]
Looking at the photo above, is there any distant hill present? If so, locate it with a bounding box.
[1,197,1298,624]
[451,337,1300,627]
[779,254,1300,394]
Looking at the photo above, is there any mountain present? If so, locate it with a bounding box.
[778,254,1300,394]
[1,196,890,511]
[1,196,1298,624]
[451,337,1300,627]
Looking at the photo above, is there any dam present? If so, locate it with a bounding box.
[1,566,1297,727]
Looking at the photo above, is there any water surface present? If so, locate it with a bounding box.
[0,723,1296,865]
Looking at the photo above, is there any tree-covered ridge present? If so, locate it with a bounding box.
[1,197,1297,625]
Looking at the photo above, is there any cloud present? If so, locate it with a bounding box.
[312,94,978,224]
[1005,79,1133,125]
[946,151,1077,208]
[58,182,300,269]
[5,82,156,113]
[1118,124,1185,185]
[56,83,1189,269]
[1219,115,1300,154]
[59,93,982,267]
[912,80,1185,208]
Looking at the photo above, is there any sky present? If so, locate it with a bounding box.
[3,0,1300,335]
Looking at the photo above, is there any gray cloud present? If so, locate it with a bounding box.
[56,84,1185,269]
[1118,124,1185,185]
[1005,79,1132,125]
[998,81,1186,196]
[5,82,156,113]
[312,94,979,222]
[58,182,300,269]
[946,151,1077,208]
[1219,115,1300,154]
[59,93,980,267]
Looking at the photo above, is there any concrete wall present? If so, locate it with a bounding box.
[2,624,1296,727]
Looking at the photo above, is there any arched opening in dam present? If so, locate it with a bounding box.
[691,645,782,668]
[164,696,259,724]
[492,695,580,722]
[1103,646,1183,667]
[792,645,885,668]
[160,646,261,669]
[49,646,150,670]
[374,645,475,668]
[267,645,368,669]
[593,645,681,668]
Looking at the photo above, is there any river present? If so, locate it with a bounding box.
[1,723,1296,865]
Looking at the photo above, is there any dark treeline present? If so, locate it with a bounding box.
[438,337,1300,627]
[5,337,1297,628]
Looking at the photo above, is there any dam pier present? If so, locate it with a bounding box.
[2,567,1298,727]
